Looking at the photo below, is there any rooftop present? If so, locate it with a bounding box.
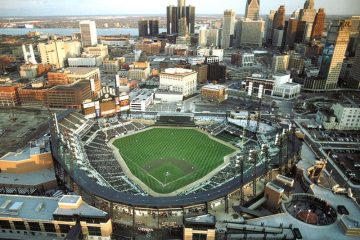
[202,84,226,91]
[66,67,99,76]
[0,194,108,221]
[0,168,56,186]
[162,68,196,76]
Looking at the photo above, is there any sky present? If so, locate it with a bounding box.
[0,0,359,17]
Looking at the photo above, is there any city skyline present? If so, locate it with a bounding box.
[0,0,359,17]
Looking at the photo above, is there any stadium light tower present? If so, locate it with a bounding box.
[256,84,264,133]
[261,144,270,183]
[237,154,245,205]
[249,149,258,197]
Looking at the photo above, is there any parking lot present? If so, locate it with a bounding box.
[309,129,360,143]
[329,149,360,185]
[0,108,50,157]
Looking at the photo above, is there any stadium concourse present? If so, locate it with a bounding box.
[50,110,302,231]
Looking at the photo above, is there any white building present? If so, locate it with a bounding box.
[197,48,224,62]
[272,74,301,99]
[83,44,108,59]
[103,59,120,73]
[79,20,98,47]
[68,55,102,67]
[128,62,151,81]
[205,56,220,64]
[160,68,197,97]
[187,57,206,65]
[63,41,81,58]
[130,89,155,111]
[331,102,360,130]
[38,41,66,68]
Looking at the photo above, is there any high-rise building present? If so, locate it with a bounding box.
[38,41,66,68]
[285,18,299,48]
[295,21,307,43]
[166,1,195,35]
[138,20,149,37]
[299,0,317,42]
[271,6,286,47]
[272,54,290,73]
[179,17,188,37]
[149,20,159,36]
[266,10,276,43]
[310,8,326,40]
[185,5,196,34]
[79,20,98,47]
[198,28,208,47]
[207,29,220,47]
[319,19,351,89]
[245,0,260,21]
[235,19,265,47]
[348,28,360,89]
[299,0,316,22]
[178,0,186,19]
[272,5,286,43]
[167,5,178,34]
[221,9,236,49]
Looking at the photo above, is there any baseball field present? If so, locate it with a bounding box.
[112,128,236,194]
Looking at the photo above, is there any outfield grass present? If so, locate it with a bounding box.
[113,128,236,194]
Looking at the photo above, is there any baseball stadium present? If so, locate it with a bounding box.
[50,109,302,234]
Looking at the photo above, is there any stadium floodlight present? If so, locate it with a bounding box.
[248,82,253,96]
[258,84,264,99]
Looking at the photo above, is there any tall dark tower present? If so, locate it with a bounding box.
[167,5,178,34]
[185,5,196,34]
[310,8,326,40]
[245,0,260,21]
[138,20,148,37]
[149,20,159,36]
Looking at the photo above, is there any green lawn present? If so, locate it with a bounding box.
[113,128,236,194]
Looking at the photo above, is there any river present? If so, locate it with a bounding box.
[0,28,167,36]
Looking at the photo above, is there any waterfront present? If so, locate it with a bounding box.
[0,28,167,36]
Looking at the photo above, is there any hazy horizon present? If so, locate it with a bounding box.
[0,0,359,17]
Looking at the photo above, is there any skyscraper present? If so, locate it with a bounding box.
[179,17,188,37]
[245,0,260,21]
[149,20,159,36]
[185,5,196,34]
[299,0,317,42]
[178,0,185,19]
[285,18,299,48]
[319,19,351,89]
[266,10,276,43]
[207,29,220,47]
[166,1,195,35]
[79,20,98,47]
[349,28,360,89]
[310,8,326,40]
[198,28,208,47]
[221,9,236,49]
[167,5,178,34]
[38,41,66,68]
[138,20,149,37]
[235,19,265,48]
[272,5,286,44]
